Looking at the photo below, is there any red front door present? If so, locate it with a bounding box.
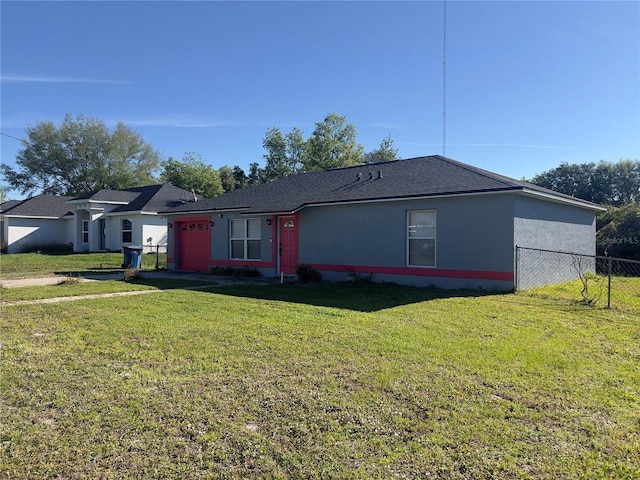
[279,215,298,274]
[177,220,211,271]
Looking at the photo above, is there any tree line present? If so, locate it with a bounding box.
[529,160,640,207]
[528,161,640,260]
[1,113,397,199]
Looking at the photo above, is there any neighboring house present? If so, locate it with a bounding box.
[1,195,74,253]
[161,155,605,290]
[1,184,196,254]
[68,184,196,253]
[0,199,22,250]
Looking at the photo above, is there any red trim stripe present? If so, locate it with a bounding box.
[311,263,514,282]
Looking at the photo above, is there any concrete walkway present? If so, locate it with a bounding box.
[1,276,74,288]
[1,271,295,306]
[1,271,292,289]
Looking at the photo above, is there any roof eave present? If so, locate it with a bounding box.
[162,207,249,216]
[3,214,69,219]
[519,188,607,211]
[267,188,523,213]
[68,199,130,204]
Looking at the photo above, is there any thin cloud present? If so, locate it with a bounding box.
[1,74,128,84]
[123,116,242,128]
[458,143,570,150]
[401,141,569,150]
[368,122,407,130]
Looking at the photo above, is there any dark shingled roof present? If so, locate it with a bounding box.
[2,195,74,218]
[0,200,22,213]
[161,155,603,215]
[71,189,140,203]
[70,184,196,213]
[110,184,197,213]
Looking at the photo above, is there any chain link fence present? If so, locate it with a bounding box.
[515,246,640,308]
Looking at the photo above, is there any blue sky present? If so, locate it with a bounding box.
[1,1,639,199]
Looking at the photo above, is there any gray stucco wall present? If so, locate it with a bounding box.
[514,195,596,254]
[298,194,516,289]
[513,195,598,289]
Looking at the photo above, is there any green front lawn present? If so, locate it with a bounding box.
[0,278,215,303]
[1,281,638,478]
[0,252,166,279]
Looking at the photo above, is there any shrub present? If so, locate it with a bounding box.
[209,266,260,277]
[346,268,373,283]
[122,268,141,283]
[19,242,73,254]
[296,264,322,283]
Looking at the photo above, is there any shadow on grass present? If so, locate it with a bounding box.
[204,281,503,313]
[55,269,124,276]
[52,271,218,291]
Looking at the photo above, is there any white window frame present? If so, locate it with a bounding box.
[230,218,261,260]
[122,219,133,244]
[407,210,436,267]
[82,220,89,244]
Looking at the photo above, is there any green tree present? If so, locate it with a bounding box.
[247,162,264,186]
[530,160,640,206]
[262,128,290,182]
[530,162,597,202]
[232,166,248,189]
[261,127,306,182]
[160,152,223,198]
[303,113,364,172]
[285,127,305,175]
[610,160,640,205]
[259,114,395,182]
[218,165,236,193]
[1,114,160,196]
[364,135,398,164]
[597,203,640,260]
[0,184,7,203]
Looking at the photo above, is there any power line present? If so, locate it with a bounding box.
[0,132,28,143]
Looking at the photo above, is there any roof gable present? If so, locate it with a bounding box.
[161,155,603,215]
[69,184,197,214]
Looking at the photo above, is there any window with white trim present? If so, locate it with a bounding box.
[230,218,261,260]
[407,210,436,267]
[122,219,133,243]
[82,221,89,243]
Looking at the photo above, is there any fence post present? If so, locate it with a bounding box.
[155,245,160,271]
[607,255,612,309]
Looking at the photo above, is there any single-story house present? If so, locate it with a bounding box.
[161,155,606,290]
[1,184,195,254]
[1,195,74,253]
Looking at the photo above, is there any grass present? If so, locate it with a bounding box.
[1,278,639,479]
[0,278,215,303]
[0,252,166,279]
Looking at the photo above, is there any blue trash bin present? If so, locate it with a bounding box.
[123,246,143,269]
